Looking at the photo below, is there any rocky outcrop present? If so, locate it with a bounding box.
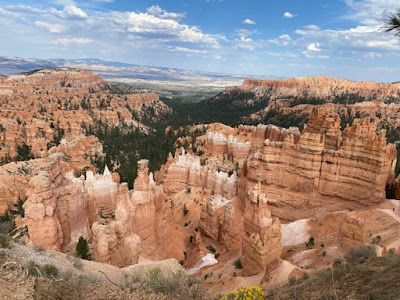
[84,166,118,223]
[240,77,400,103]
[163,149,238,198]
[339,208,400,251]
[242,181,282,276]
[240,109,397,221]
[0,68,170,161]
[23,154,68,250]
[91,159,171,266]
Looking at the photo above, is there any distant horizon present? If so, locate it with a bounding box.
[2,55,400,85]
[0,1,399,83]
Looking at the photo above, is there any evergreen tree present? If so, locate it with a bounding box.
[15,143,34,161]
[386,10,400,38]
[75,237,91,260]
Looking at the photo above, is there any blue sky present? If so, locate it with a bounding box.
[0,0,399,82]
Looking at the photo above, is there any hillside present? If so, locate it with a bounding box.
[0,56,253,98]
[267,249,400,299]
[163,76,400,143]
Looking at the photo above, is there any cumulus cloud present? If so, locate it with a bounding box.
[307,42,321,52]
[344,0,399,25]
[283,12,294,18]
[53,37,94,45]
[266,34,292,46]
[34,21,64,33]
[242,18,255,25]
[113,11,222,46]
[146,5,186,21]
[295,25,400,52]
[49,5,88,20]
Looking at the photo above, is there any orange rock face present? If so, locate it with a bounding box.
[23,153,91,251]
[3,69,399,289]
[242,182,282,276]
[235,109,397,221]
[0,68,170,161]
[240,76,400,103]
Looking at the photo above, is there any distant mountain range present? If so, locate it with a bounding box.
[0,56,281,97]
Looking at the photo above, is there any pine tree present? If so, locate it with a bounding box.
[386,9,400,38]
[76,237,91,260]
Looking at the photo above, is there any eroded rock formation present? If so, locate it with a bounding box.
[0,68,170,161]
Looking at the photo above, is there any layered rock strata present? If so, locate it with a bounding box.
[239,109,396,220]
[242,181,282,276]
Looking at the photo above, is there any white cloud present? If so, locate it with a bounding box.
[51,0,76,5]
[302,51,329,59]
[307,42,321,52]
[113,11,222,47]
[344,0,399,25]
[146,5,186,21]
[175,47,207,54]
[235,29,257,38]
[304,25,320,30]
[363,52,382,58]
[53,37,94,45]
[283,12,294,18]
[49,5,88,20]
[0,7,25,19]
[34,21,64,33]
[2,5,43,15]
[295,24,400,53]
[268,34,292,46]
[279,34,291,41]
[63,5,87,18]
[242,18,255,25]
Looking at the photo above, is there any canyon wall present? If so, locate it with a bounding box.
[204,109,396,221]
[239,76,400,103]
[0,68,171,160]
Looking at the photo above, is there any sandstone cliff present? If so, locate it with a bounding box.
[0,68,171,161]
[240,77,400,104]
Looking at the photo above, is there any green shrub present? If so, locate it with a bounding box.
[234,258,243,270]
[33,245,45,252]
[27,260,41,277]
[306,237,315,248]
[0,211,12,223]
[207,245,216,253]
[75,237,91,260]
[215,253,220,259]
[345,246,376,265]
[322,250,327,257]
[289,277,297,285]
[333,258,343,268]
[183,204,189,216]
[0,233,8,247]
[15,143,34,161]
[371,235,381,245]
[43,263,58,277]
[144,267,205,299]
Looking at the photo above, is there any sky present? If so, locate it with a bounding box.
[0,0,400,82]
